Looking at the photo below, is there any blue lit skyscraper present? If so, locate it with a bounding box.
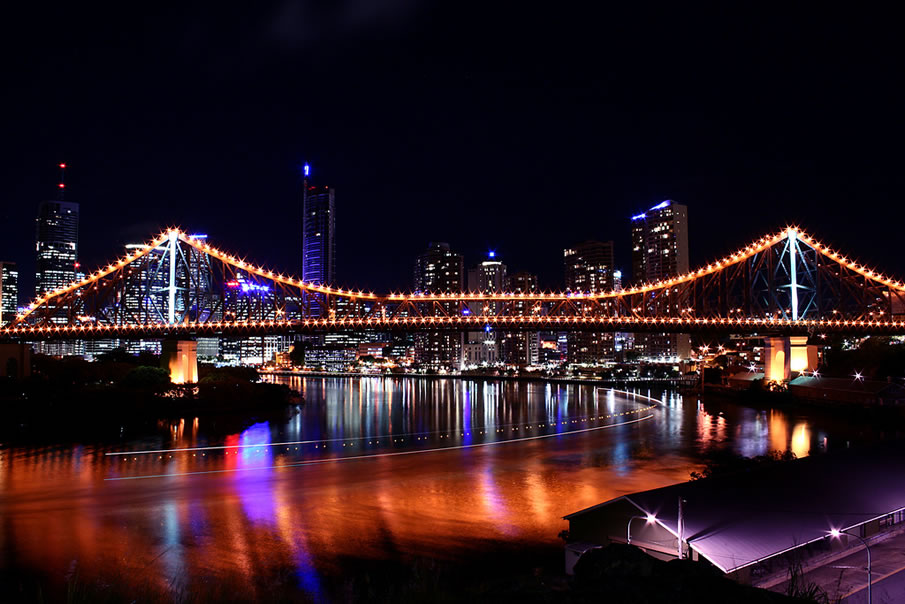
[301,164,336,289]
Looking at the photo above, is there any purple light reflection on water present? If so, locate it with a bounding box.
[0,377,883,601]
[232,421,325,601]
[234,422,275,525]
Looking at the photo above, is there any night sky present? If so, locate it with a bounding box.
[2,2,903,297]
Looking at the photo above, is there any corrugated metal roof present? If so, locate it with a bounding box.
[565,444,905,573]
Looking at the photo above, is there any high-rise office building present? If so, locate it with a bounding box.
[35,200,79,298]
[630,200,691,359]
[501,271,540,366]
[301,164,336,288]
[0,261,18,326]
[565,241,616,294]
[467,255,507,295]
[414,242,463,370]
[34,174,82,356]
[564,240,616,364]
[464,254,506,366]
[631,200,689,283]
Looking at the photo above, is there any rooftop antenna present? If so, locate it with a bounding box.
[58,162,67,200]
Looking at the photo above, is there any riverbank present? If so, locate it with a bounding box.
[0,378,300,442]
[699,383,905,422]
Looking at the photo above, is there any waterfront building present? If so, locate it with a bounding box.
[304,345,356,372]
[538,335,563,365]
[463,337,498,366]
[413,242,463,370]
[563,444,905,585]
[0,261,18,326]
[630,200,691,359]
[564,240,616,364]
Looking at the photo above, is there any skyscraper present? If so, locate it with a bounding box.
[35,200,79,298]
[564,240,616,364]
[0,261,18,326]
[301,164,336,288]
[414,242,463,370]
[501,271,539,366]
[464,254,507,366]
[34,164,81,355]
[630,200,691,359]
[631,200,689,283]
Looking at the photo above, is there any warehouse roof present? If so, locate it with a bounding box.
[565,443,905,573]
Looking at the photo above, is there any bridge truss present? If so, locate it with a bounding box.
[4,226,905,340]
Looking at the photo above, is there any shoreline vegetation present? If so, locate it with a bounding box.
[0,351,299,440]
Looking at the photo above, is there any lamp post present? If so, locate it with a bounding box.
[829,528,871,604]
[626,513,656,545]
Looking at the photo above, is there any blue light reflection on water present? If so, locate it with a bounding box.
[0,376,877,603]
[231,421,324,601]
[235,422,275,525]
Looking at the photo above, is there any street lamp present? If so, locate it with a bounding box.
[627,513,657,544]
[829,528,871,604]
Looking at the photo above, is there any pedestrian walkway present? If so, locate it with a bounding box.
[770,529,905,603]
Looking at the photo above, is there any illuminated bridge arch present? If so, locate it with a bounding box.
[3,225,905,340]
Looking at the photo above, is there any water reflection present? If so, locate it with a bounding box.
[0,377,890,599]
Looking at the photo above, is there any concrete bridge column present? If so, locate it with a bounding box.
[764,336,818,382]
[161,339,198,384]
[789,336,818,373]
[763,337,791,382]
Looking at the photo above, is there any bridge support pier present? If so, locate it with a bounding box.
[764,336,818,382]
[764,337,790,382]
[161,339,198,384]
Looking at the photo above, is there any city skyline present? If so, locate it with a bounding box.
[1,4,902,298]
[3,5,905,602]
[8,180,701,308]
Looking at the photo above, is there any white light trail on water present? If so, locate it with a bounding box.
[104,414,655,482]
[105,388,662,457]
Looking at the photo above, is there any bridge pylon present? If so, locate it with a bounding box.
[764,335,818,382]
[161,338,197,384]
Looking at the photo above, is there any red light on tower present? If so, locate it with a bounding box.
[58,183,65,189]
[59,163,66,169]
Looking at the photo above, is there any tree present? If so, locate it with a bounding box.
[288,343,306,366]
[120,366,171,392]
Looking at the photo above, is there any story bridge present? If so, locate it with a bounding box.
[2,226,904,381]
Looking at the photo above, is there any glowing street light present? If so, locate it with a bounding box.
[828,528,871,604]
[626,513,657,545]
[854,371,864,382]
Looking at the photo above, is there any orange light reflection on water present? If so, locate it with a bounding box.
[0,378,841,599]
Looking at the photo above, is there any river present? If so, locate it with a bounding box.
[0,376,889,601]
